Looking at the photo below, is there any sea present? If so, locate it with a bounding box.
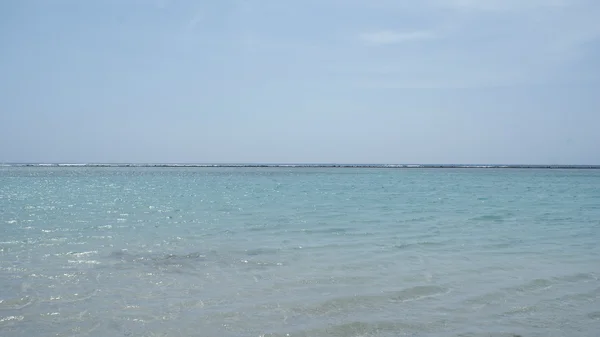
[1,165,599,337]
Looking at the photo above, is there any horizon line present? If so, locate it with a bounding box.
[2,163,600,169]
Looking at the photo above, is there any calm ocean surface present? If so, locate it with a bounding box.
[1,167,599,337]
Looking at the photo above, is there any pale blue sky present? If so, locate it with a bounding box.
[1,0,599,164]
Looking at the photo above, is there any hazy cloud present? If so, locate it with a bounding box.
[443,0,568,11]
[359,30,436,45]
[1,0,599,164]
[187,12,203,30]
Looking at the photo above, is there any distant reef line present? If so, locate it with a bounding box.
[2,163,600,169]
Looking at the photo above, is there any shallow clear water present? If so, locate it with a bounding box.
[1,167,599,337]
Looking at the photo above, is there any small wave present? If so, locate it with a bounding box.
[465,278,554,306]
[108,250,212,270]
[316,320,419,336]
[0,240,21,245]
[483,242,514,249]
[299,227,350,235]
[67,259,101,265]
[554,272,598,283]
[67,251,98,258]
[388,285,451,302]
[0,296,34,310]
[455,333,524,337]
[0,315,25,325]
[293,285,450,316]
[588,311,600,320]
[56,321,101,336]
[40,312,60,319]
[88,235,112,239]
[161,252,208,262]
[554,286,600,302]
[245,248,280,256]
[54,289,99,303]
[277,276,373,289]
[262,319,430,337]
[393,241,447,250]
[174,299,205,310]
[515,278,553,293]
[114,312,160,324]
[239,259,284,269]
[246,225,272,232]
[396,215,437,223]
[502,305,538,316]
[469,214,509,221]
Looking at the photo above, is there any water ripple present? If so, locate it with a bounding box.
[1,167,599,336]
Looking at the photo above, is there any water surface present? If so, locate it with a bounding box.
[1,167,599,336]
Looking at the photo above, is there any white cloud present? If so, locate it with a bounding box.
[444,0,568,11]
[187,12,203,30]
[359,30,436,45]
[155,0,169,9]
[342,0,600,87]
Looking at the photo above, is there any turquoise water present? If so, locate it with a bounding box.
[1,167,599,337]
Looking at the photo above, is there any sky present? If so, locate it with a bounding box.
[1,0,599,164]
